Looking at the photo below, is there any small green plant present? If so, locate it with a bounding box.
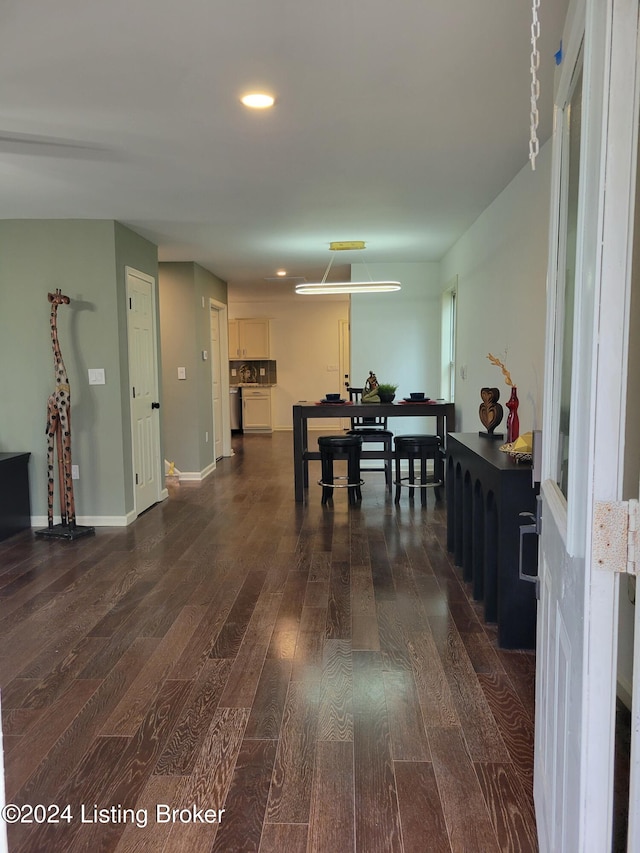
[377,383,398,395]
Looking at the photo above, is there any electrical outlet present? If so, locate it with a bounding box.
[72,465,79,480]
[260,368,265,376]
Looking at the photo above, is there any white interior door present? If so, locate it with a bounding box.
[126,267,162,516]
[210,306,223,461]
[534,1,640,850]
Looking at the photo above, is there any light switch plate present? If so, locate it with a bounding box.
[88,368,106,385]
[177,367,186,380]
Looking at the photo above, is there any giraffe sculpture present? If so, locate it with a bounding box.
[35,290,94,541]
[45,289,76,530]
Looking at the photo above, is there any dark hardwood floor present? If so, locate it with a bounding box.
[0,431,538,852]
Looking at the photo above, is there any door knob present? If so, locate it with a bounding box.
[151,402,160,409]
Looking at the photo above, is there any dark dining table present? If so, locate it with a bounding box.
[292,400,455,501]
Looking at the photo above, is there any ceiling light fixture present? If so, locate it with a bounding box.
[241,92,275,109]
[295,241,401,295]
[276,269,287,276]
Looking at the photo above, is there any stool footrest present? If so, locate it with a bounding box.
[318,477,365,490]
[394,477,442,489]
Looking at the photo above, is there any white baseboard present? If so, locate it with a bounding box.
[30,494,173,528]
[178,461,216,482]
[31,512,136,528]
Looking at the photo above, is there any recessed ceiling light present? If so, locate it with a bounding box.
[241,92,275,109]
[276,269,287,276]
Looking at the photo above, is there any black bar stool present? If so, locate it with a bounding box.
[317,435,364,504]
[393,434,444,506]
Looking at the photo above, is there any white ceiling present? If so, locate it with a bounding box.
[1,0,568,294]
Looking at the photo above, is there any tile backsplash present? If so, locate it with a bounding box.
[229,359,277,386]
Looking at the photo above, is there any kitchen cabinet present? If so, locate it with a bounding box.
[228,318,270,359]
[242,388,272,432]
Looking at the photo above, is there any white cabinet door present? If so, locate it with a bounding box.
[228,319,270,359]
[242,390,272,431]
[240,319,270,358]
[228,319,240,358]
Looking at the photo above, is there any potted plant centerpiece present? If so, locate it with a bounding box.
[377,383,398,403]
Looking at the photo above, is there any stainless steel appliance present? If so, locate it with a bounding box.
[230,387,242,431]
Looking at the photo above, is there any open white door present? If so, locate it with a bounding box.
[210,306,223,461]
[534,1,640,850]
[126,267,162,516]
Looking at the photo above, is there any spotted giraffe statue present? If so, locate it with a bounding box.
[45,289,76,529]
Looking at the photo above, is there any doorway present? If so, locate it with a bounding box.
[210,299,232,459]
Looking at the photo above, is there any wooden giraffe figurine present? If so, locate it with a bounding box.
[46,289,76,529]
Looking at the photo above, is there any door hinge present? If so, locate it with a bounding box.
[593,499,639,575]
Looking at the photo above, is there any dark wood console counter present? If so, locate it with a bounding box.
[446,433,537,649]
[0,452,32,541]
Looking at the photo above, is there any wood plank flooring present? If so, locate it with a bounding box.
[0,431,538,852]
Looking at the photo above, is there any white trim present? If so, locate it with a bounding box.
[440,276,457,403]
[178,462,216,482]
[31,511,138,528]
[210,298,232,458]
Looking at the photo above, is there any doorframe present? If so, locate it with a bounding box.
[210,298,232,458]
[339,317,350,429]
[440,275,457,403]
[125,266,163,517]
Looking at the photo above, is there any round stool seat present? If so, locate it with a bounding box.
[318,435,363,450]
[317,435,363,505]
[394,434,441,450]
[393,434,443,506]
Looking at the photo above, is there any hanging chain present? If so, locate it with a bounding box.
[529,0,541,171]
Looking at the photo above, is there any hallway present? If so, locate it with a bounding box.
[0,431,537,852]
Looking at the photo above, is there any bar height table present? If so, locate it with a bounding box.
[292,400,455,502]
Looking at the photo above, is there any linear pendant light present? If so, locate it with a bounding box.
[295,242,401,295]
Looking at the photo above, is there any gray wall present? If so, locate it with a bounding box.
[439,145,551,434]
[0,220,158,521]
[158,262,227,474]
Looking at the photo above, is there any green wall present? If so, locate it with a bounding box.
[0,220,157,522]
[158,262,227,475]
